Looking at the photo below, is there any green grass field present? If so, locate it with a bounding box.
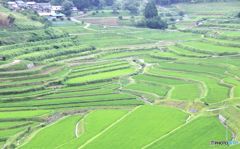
[147,116,231,149]
[83,106,188,149]
[21,115,82,149]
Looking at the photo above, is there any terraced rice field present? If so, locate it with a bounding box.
[0,1,240,149]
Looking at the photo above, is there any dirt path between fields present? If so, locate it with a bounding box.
[71,17,96,31]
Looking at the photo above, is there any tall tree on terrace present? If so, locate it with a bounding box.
[91,0,100,7]
[123,0,140,15]
[62,0,73,16]
[142,1,167,29]
[237,12,240,18]
[7,14,15,26]
[144,1,158,19]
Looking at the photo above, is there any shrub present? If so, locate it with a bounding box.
[118,16,123,20]
[170,17,175,22]
[135,19,146,27]
[179,11,185,16]
[165,13,172,17]
[237,12,240,18]
[7,14,15,25]
[146,17,168,29]
[112,9,119,14]
[9,144,16,149]
[169,24,177,29]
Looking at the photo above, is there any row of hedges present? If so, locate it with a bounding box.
[168,47,211,58]
[202,38,240,48]
[19,46,96,61]
[205,33,240,41]
[0,28,68,46]
[2,41,78,58]
[175,43,239,56]
[68,66,131,79]
[0,63,60,77]
[0,36,75,51]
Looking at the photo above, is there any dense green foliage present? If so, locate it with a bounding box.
[237,12,240,18]
[144,2,158,19]
[137,2,168,29]
[62,0,74,16]
[72,0,112,10]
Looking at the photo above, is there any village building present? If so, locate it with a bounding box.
[51,5,62,12]
[72,7,78,13]
[16,1,26,8]
[0,56,6,61]
[26,1,37,9]
[7,1,19,10]
[5,1,77,17]
[48,13,65,20]
[36,3,51,13]
[38,12,51,16]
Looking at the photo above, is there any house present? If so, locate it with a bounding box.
[26,1,36,5]
[51,5,62,15]
[49,13,65,20]
[7,1,17,6]
[37,3,51,12]
[72,7,78,13]
[7,1,19,10]
[54,13,65,19]
[0,56,6,61]
[26,1,37,8]
[16,1,26,8]
[38,12,52,16]
[51,5,62,12]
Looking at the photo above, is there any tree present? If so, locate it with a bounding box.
[7,14,15,25]
[237,12,240,18]
[91,0,100,7]
[62,0,73,16]
[98,0,106,8]
[73,0,91,10]
[105,0,114,6]
[146,16,167,29]
[137,1,167,30]
[144,2,158,19]
[178,11,185,16]
[51,0,64,5]
[123,0,140,15]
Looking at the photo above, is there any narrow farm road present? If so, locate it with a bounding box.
[75,121,81,138]
[71,17,96,31]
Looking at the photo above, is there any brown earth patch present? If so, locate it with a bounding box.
[0,13,10,27]
[78,17,119,26]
